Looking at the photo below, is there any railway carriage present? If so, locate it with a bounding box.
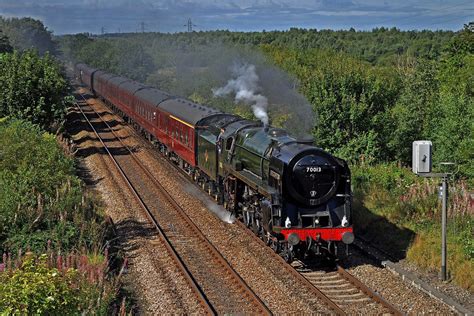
[76,63,98,93]
[75,63,354,261]
[103,76,130,108]
[158,98,221,167]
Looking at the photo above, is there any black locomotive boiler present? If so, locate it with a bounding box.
[76,63,354,261]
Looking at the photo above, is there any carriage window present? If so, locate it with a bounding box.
[226,137,233,151]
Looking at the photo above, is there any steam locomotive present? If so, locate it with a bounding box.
[75,63,354,261]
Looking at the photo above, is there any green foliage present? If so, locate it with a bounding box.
[352,163,417,195]
[263,46,403,163]
[60,27,454,66]
[388,59,439,163]
[0,50,69,130]
[431,27,474,178]
[0,29,12,54]
[352,163,473,290]
[407,222,473,291]
[0,253,117,315]
[59,27,472,176]
[0,119,105,254]
[0,255,84,315]
[0,16,57,55]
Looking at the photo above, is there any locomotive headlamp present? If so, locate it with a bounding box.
[342,232,354,245]
[287,233,300,246]
[315,217,320,225]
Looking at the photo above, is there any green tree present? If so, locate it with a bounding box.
[0,29,12,53]
[429,25,474,177]
[389,60,439,164]
[0,50,69,130]
[0,17,57,55]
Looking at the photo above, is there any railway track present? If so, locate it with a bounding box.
[78,89,404,315]
[234,219,402,315]
[74,94,271,315]
[136,123,403,314]
[293,261,403,315]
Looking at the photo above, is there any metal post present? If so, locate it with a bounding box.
[441,176,448,281]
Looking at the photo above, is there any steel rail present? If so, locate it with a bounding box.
[90,95,346,315]
[76,94,272,315]
[74,97,216,315]
[93,93,402,315]
[234,217,402,315]
[335,265,403,315]
[236,221,347,315]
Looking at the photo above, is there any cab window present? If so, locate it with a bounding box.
[226,137,233,151]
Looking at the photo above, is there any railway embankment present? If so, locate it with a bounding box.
[351,164,473,305]
[0,50,128,314]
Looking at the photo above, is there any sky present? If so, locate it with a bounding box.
[0,0,472,35]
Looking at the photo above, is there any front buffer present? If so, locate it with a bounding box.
[279,226,354,261]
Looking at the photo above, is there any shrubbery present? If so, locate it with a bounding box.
[0,119,123,313]
[0,50,70,130]
[0,252,119,314]
[0,23,126,312]
[0,118,105,255]
[352,163,473,290]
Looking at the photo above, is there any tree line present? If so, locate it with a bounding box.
[60,25,473,178]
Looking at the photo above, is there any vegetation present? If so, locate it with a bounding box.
[0,29,12,53]
[0,17,125,312]
[0,50,71,130]
[352,164,473,291]
[0,252,119,315]
[0,119,106,253]
[0,118,125,313]
[61,27,455,66]
[0,16,57,55]
[60,24,473,290]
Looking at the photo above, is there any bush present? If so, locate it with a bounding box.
[0,252,118,315]
[0,50,69,130]
[352,163,417,195]
[352,163,473,291]
[0,119,105,254]
[407,224,473,291]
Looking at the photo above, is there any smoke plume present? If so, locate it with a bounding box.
[213,62,269,126]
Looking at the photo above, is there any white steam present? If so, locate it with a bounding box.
[181,182,235,224]
[213,62,269,126]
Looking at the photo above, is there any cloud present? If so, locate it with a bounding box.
[0,0,471,34]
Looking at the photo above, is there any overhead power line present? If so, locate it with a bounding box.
[184,18,197,32]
